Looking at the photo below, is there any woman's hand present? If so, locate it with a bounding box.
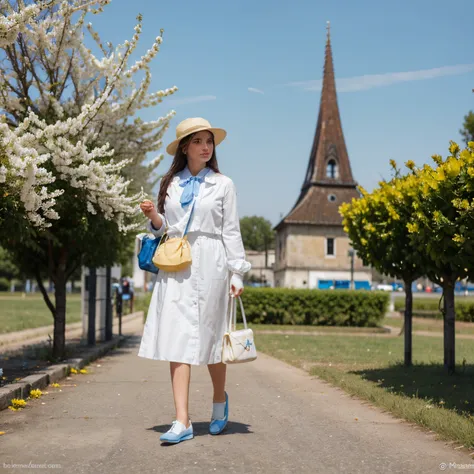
[140,199,158,219]
[140,199,163,230]
[230,274,244,297]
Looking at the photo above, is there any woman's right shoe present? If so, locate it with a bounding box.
[160,420,194,444]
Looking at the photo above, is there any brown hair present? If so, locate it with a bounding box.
[157,131,220,214]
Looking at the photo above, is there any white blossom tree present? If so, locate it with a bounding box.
[0,0,177,358]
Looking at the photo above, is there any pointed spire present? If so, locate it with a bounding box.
[301,22,355,189]
[276,24,358,229]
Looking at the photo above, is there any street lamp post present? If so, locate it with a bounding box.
[348,248,355,290]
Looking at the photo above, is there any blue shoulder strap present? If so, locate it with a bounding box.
[183,199,196,237]
[181,168,209,237]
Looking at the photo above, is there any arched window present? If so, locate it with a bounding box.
[326,159,338,179]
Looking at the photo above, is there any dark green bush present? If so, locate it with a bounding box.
[0,277,10,291]
[394,297,474,322]
[239,288,388,327]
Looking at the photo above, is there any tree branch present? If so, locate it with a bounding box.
[52,16,69,86]
[35,269,56,320]
[57,51,75,98]
[18,33,47,104]
[66,256,81,281]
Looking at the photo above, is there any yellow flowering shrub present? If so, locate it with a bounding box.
[9,398,27,411]
[29,389,42,399]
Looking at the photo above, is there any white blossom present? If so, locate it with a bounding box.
[0,0,177,231]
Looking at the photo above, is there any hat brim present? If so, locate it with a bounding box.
[166,127,227,156]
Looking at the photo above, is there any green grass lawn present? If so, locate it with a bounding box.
[257,333,474,449]
[0,293,82,334]
[237,323,388,333]
[383,316,474,336]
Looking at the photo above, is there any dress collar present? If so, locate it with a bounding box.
[173,166,217,184]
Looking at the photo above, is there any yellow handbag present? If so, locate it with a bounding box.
[152,233,192,272]
[152,200,195,272]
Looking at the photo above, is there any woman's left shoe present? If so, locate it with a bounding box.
[209,392,229,435]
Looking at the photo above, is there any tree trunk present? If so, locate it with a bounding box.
[403,278,413,367]
[443,279,456,374]
[53,250,68,360]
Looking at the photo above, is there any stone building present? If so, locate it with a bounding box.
[245,249,276,287]
[274,25,372,290]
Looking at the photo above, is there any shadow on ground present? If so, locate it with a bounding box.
[351,362,474,417]
[0,332,138,387]
[151,421,253,440]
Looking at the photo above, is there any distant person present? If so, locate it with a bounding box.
[138,118,251,444]
[120,278,134,313]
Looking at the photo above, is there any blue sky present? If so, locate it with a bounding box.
[91,0,474,226]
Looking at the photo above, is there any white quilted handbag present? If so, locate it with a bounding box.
[222,295,257,364]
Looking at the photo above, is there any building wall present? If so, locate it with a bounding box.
[274,224,372,289]
[246,250,275,287]
[276,225,367,270]
[275,268,372,289]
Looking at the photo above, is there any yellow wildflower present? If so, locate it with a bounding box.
[70,368,78,374]
[10,398,27,409]
[29,389,42,399]
[79,369,88,374]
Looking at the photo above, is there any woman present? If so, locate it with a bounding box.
[138,117,251,444]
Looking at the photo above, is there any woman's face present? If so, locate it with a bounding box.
[183,131,214,165]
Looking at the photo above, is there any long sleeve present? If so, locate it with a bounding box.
[147,212,167,237]
[222,179,251,276]
[147,178,167,237]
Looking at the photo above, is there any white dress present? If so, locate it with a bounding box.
[137,167,251,365]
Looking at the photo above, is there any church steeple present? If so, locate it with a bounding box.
[302,21,355,189]
[276,23,359,229]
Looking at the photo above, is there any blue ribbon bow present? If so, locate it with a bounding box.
[179,168,210,208]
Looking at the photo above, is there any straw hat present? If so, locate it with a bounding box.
[166,117,227,156]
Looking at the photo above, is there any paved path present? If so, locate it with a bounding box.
[0,324,472,473]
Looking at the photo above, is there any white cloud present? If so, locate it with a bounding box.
[287,64,474,92]
[168,95,217,106]
[248,87,264,94]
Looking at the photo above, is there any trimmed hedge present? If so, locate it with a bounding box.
[394,298,474,322]
[239,288,389,327]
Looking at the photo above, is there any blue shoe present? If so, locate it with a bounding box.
[209,392,228,435]
[160,420,193,444]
